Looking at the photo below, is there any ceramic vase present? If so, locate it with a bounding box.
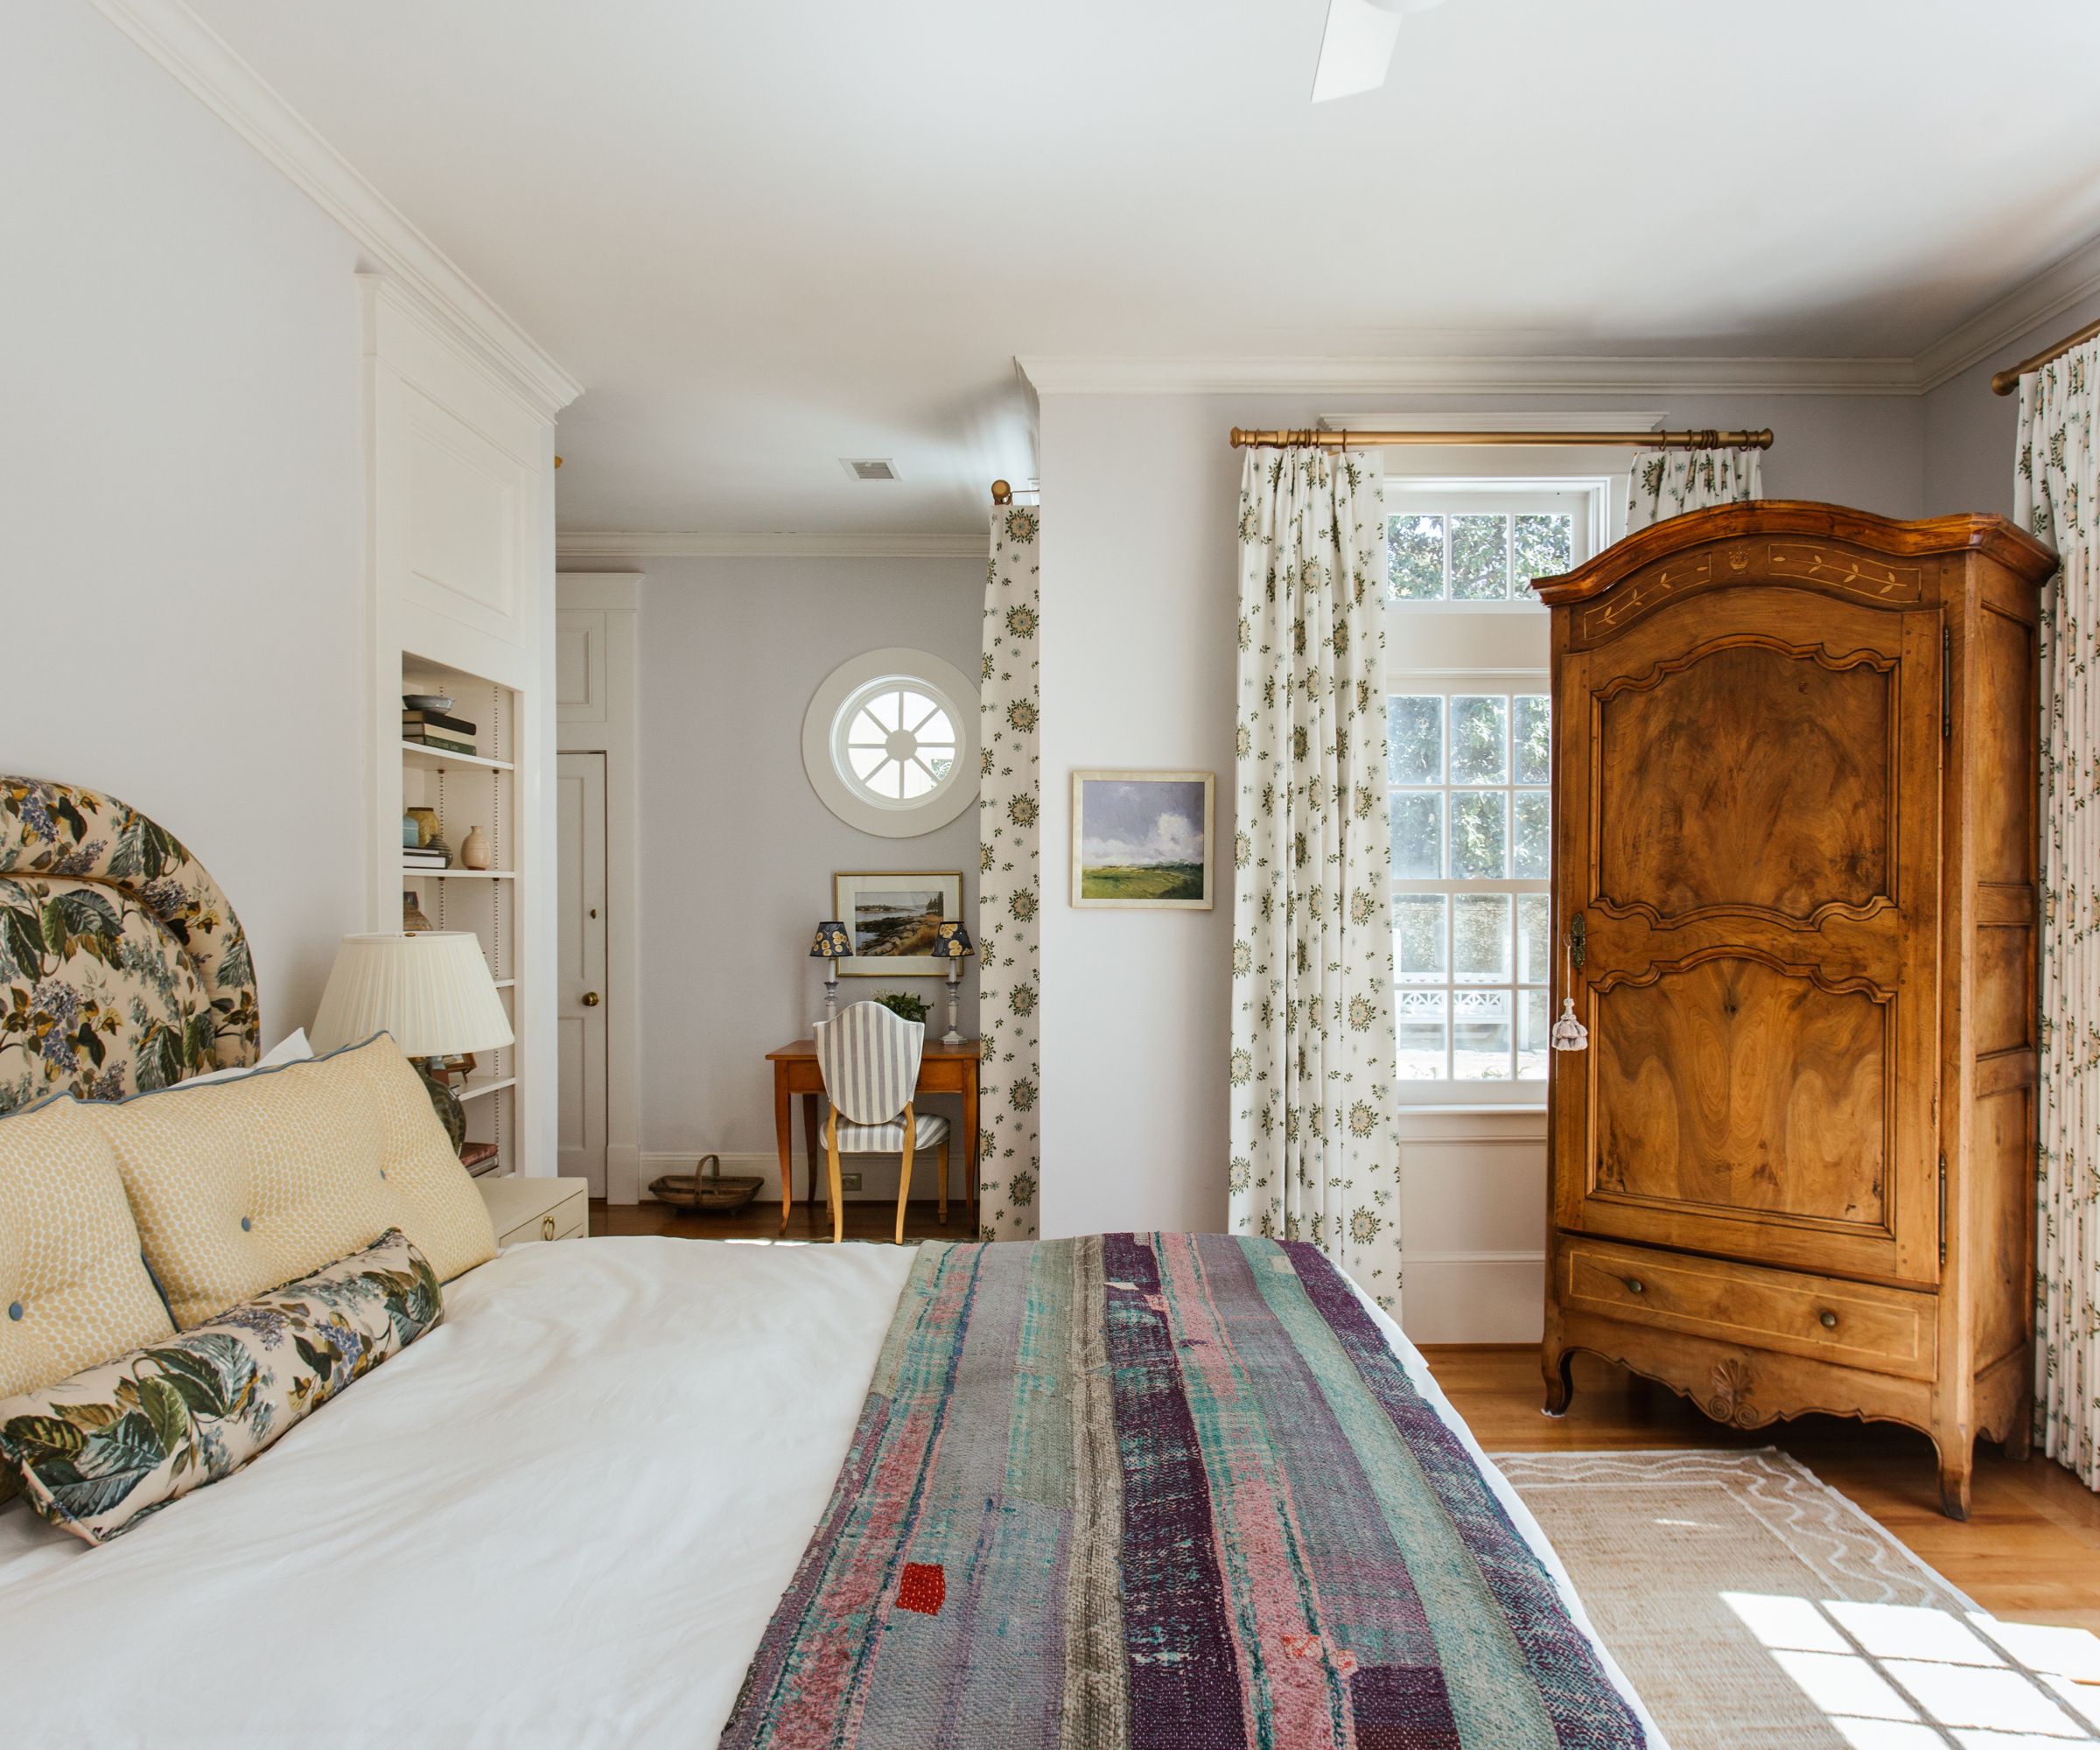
[459,826,493,870]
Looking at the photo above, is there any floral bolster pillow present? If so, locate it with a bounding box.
[0,1228,441,1546]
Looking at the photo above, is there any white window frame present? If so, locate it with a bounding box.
[1382,477,1610,1107]
[800,647,980,838]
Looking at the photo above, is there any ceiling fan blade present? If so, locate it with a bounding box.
[1311,0,1449,103]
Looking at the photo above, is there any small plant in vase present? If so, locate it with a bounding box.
[874,991,929,1026]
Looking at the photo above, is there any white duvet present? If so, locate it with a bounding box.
[0,1236,1660,1748]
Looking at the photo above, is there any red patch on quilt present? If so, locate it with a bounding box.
[895,1562,946,1615]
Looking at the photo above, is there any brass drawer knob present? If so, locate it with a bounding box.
[542,1215,557,1241]
[1623,1276,1645,1295]
[1819,1310,1838,1329]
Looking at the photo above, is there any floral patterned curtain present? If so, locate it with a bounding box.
[976,502,1041,1239]
[1228,449,1402,1311]
[2020,338,2100,1488]
[1624,445,1762,534]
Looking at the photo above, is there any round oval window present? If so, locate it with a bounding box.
[802,648,979,837]
[836,676,960,807]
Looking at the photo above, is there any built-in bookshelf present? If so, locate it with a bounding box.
[401,654,521,1178]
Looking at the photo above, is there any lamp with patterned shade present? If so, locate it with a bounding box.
[934,920,975,1046]
[809,920,851,1024]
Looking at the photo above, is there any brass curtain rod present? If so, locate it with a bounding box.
[1990,315,2100,396]
[1229,427,1773,451]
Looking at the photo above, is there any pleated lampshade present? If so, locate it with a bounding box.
[311,932,514,1058]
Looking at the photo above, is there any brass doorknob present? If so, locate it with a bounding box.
[581,991,601,1007]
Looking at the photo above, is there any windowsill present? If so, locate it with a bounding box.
[1396,1102,1547,1116]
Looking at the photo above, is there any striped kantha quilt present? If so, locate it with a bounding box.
[720,1233,1647,1750]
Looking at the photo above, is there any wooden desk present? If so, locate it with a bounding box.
[766,1038,981,1235]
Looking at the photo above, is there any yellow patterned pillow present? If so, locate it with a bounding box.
[86,1036,497,1327]
[0,1097,177,1402]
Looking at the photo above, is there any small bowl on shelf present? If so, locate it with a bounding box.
[402,693,455,713]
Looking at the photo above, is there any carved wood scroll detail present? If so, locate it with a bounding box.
[1706,1358,1757,1425]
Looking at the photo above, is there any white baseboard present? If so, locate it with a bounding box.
[606,1144,641,1207]
[1396,1255,1545,1345]
[639,1150,967,1205]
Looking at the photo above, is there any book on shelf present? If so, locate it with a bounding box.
[401,709,478,737]
[403,852,450,869]
[402,732,478,756]
[459,1141,500,1176]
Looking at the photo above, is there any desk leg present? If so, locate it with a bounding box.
[774,1069,793,1235]
[802,1095,823,1228]
[962,1068,980,1236]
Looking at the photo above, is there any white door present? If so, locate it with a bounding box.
[557,752,609,1196]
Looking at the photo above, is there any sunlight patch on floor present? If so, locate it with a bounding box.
[1724,1592,2100,1747]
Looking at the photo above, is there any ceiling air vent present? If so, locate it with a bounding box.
[841,458,900,482]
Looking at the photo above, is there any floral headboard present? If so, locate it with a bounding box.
[0,778,259,1114]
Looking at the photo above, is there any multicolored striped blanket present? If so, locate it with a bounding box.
[720,1234,1647,1749]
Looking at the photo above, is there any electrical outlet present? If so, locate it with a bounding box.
[840,1172,863,1193]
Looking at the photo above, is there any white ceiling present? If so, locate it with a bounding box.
[182,0,2100,536]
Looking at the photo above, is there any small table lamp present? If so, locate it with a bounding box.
[934,920,975,1046]
[310,932,514,1152]
[809,920,851,1023]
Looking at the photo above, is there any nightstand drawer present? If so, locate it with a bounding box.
[478,1177,590,1248]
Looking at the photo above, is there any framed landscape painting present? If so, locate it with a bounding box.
[834,870,964,976]
[1070,770,1214,910]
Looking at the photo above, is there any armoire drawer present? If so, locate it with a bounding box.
[1558,1237,1938,1381]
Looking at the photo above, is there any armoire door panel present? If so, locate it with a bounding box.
[1556,594,1942,1287]
[1593,639,1894,923]
[1588,954,1891,1231]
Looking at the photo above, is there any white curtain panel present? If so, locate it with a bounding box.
[1624,445,1763,534]
[976,502,1042,1239]
[1228,448,1403,1311]
[2020,338,2100,1488]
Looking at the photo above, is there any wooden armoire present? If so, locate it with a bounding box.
[1535,500,2055,1518]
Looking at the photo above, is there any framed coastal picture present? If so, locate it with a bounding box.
[833,871,964,976]
[1070,770,1214,910]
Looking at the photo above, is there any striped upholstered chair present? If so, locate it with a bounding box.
[811,1001,949,1244]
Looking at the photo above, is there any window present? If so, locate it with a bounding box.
[1384,485,1594,1100]
[838,677,958,803]
[801,648,979,837]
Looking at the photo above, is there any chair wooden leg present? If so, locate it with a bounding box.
[827,1110,844,1244]
[938,1138,949,1225]
[896,1104,916,1245]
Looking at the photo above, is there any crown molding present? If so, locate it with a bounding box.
[87,0,581,421]
[1912,231,2100,394]
[556,530,986,560]
[1016,353,1921,397]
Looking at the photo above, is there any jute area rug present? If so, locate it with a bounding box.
[1494,1448,2100,1750]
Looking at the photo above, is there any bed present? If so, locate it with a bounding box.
[0,778,1662,1748]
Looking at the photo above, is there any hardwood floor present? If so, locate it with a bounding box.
[585,1203,2100,1633]
[591,1196,967,1243]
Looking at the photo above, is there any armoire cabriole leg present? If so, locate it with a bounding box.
[1936,1434,1974,1522]
[1542,1345,1575,1417]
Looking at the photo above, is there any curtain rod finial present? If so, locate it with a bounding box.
[990,479,1012,505]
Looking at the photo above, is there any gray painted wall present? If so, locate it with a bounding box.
[1923,290,2100,517]
[624,555,983,1193]
[1033,385,1962,1240]
[2,4,367,1040]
